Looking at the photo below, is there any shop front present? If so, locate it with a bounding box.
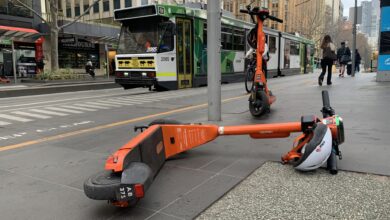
[58,35,100,71]
[0,25,43,80]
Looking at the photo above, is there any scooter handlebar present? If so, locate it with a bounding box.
[240,9,249,13]
[268,15,283,23]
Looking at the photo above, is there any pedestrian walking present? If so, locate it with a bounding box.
[355,49,361,73]
[85,59,95,78]
[337,42,351,77]
[318,35,336,86]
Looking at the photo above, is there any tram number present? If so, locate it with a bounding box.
[161,57,170,62]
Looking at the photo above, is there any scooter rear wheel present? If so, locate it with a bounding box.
[249,90,270,117]
[84,171,121,201]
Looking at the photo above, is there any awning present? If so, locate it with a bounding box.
[0,25,42,43]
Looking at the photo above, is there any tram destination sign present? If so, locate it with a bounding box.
[114,5,157,20]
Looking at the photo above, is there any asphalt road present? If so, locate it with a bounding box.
[0,72,389,219]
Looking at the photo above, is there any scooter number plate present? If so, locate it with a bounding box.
[116,184,135,201]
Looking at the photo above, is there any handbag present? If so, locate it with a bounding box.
[340,48,351,63]
[323,45,337,60]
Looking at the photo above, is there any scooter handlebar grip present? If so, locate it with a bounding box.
[268,16,283,23]
[240,9,249,13]
[322,90,330,108]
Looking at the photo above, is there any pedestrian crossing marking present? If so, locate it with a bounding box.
[45,107,83,114]
[0,121,11,126]
[0,92,197,127]
[0,114,33,122]
[30,109,69,116]
[62,106,98,112]
[97,100,134,106]
[88,102,122,107]
[12,111,52,119]
[74,103,111,109]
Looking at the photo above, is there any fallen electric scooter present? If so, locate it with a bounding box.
[84,90,344,207]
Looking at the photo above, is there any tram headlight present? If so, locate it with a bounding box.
[124,72,129,77]
[142,72,147,77]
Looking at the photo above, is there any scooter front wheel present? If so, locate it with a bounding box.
[249,90,270,117]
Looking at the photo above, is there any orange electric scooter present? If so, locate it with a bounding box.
[84,91,344,207]
[241,5,283,117]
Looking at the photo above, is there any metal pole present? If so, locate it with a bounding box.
[207,0,221,121]
[351,0,357,77]
[11,40,17,84]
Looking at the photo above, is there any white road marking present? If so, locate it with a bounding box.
[44,107,84,114]
[74,103,111,109]
[112,97,150,104]
[104,99,134,105]
[0,114,33,122]
[12,111,52,119]
[97,100,134,106]
[89,102,123,107]
[62,105,98,111]
[30,109,69,116]
[0,121,11,126]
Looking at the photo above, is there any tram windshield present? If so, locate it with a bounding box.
[117,18,175,54]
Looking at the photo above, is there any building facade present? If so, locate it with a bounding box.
[0,0,44,78]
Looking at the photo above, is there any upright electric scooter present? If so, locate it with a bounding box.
[84,91,344,208]
[240,5,283,117]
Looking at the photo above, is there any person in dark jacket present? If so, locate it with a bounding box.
[337,42,351,77]
[355,49,361,73]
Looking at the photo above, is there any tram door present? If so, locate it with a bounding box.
[176,18,193,89]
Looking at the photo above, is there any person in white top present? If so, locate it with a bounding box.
[318,35,336,86]
[245,43,270,78]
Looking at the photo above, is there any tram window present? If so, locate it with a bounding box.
[222,26,233,50]
[203,23,207,48]
[233,29,245,51]
[290,41,300,55]
[158,22,174,52]
[269,36,276,53]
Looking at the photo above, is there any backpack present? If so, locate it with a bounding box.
[323,44,337,60]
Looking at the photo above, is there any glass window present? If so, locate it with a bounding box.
[269,36,276,53]
[103,0,109,11]
[117,18,175,54]
[290,41,300,55]
[203,24,207,48]
[1,0,33,17]
[125,0,132,7]
[233,29,245,51]
[380,32,390,54]
[93,1,99,13]
[74,0,80,16]
[59,51,100,69]
[141,0,148,5]
[114,0,121,9]
[75,6,80,16]
[66,0,72,17]
[284,39,290,68]
[222,26,233,50]
[84,3,89,13]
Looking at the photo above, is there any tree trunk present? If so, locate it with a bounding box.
[50,0,59,71]
[50,27,59,71]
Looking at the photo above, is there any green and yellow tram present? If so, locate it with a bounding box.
[114,4,314,90]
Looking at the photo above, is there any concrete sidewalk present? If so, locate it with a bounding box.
[0,76,119,98]
[198,162,390,220]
